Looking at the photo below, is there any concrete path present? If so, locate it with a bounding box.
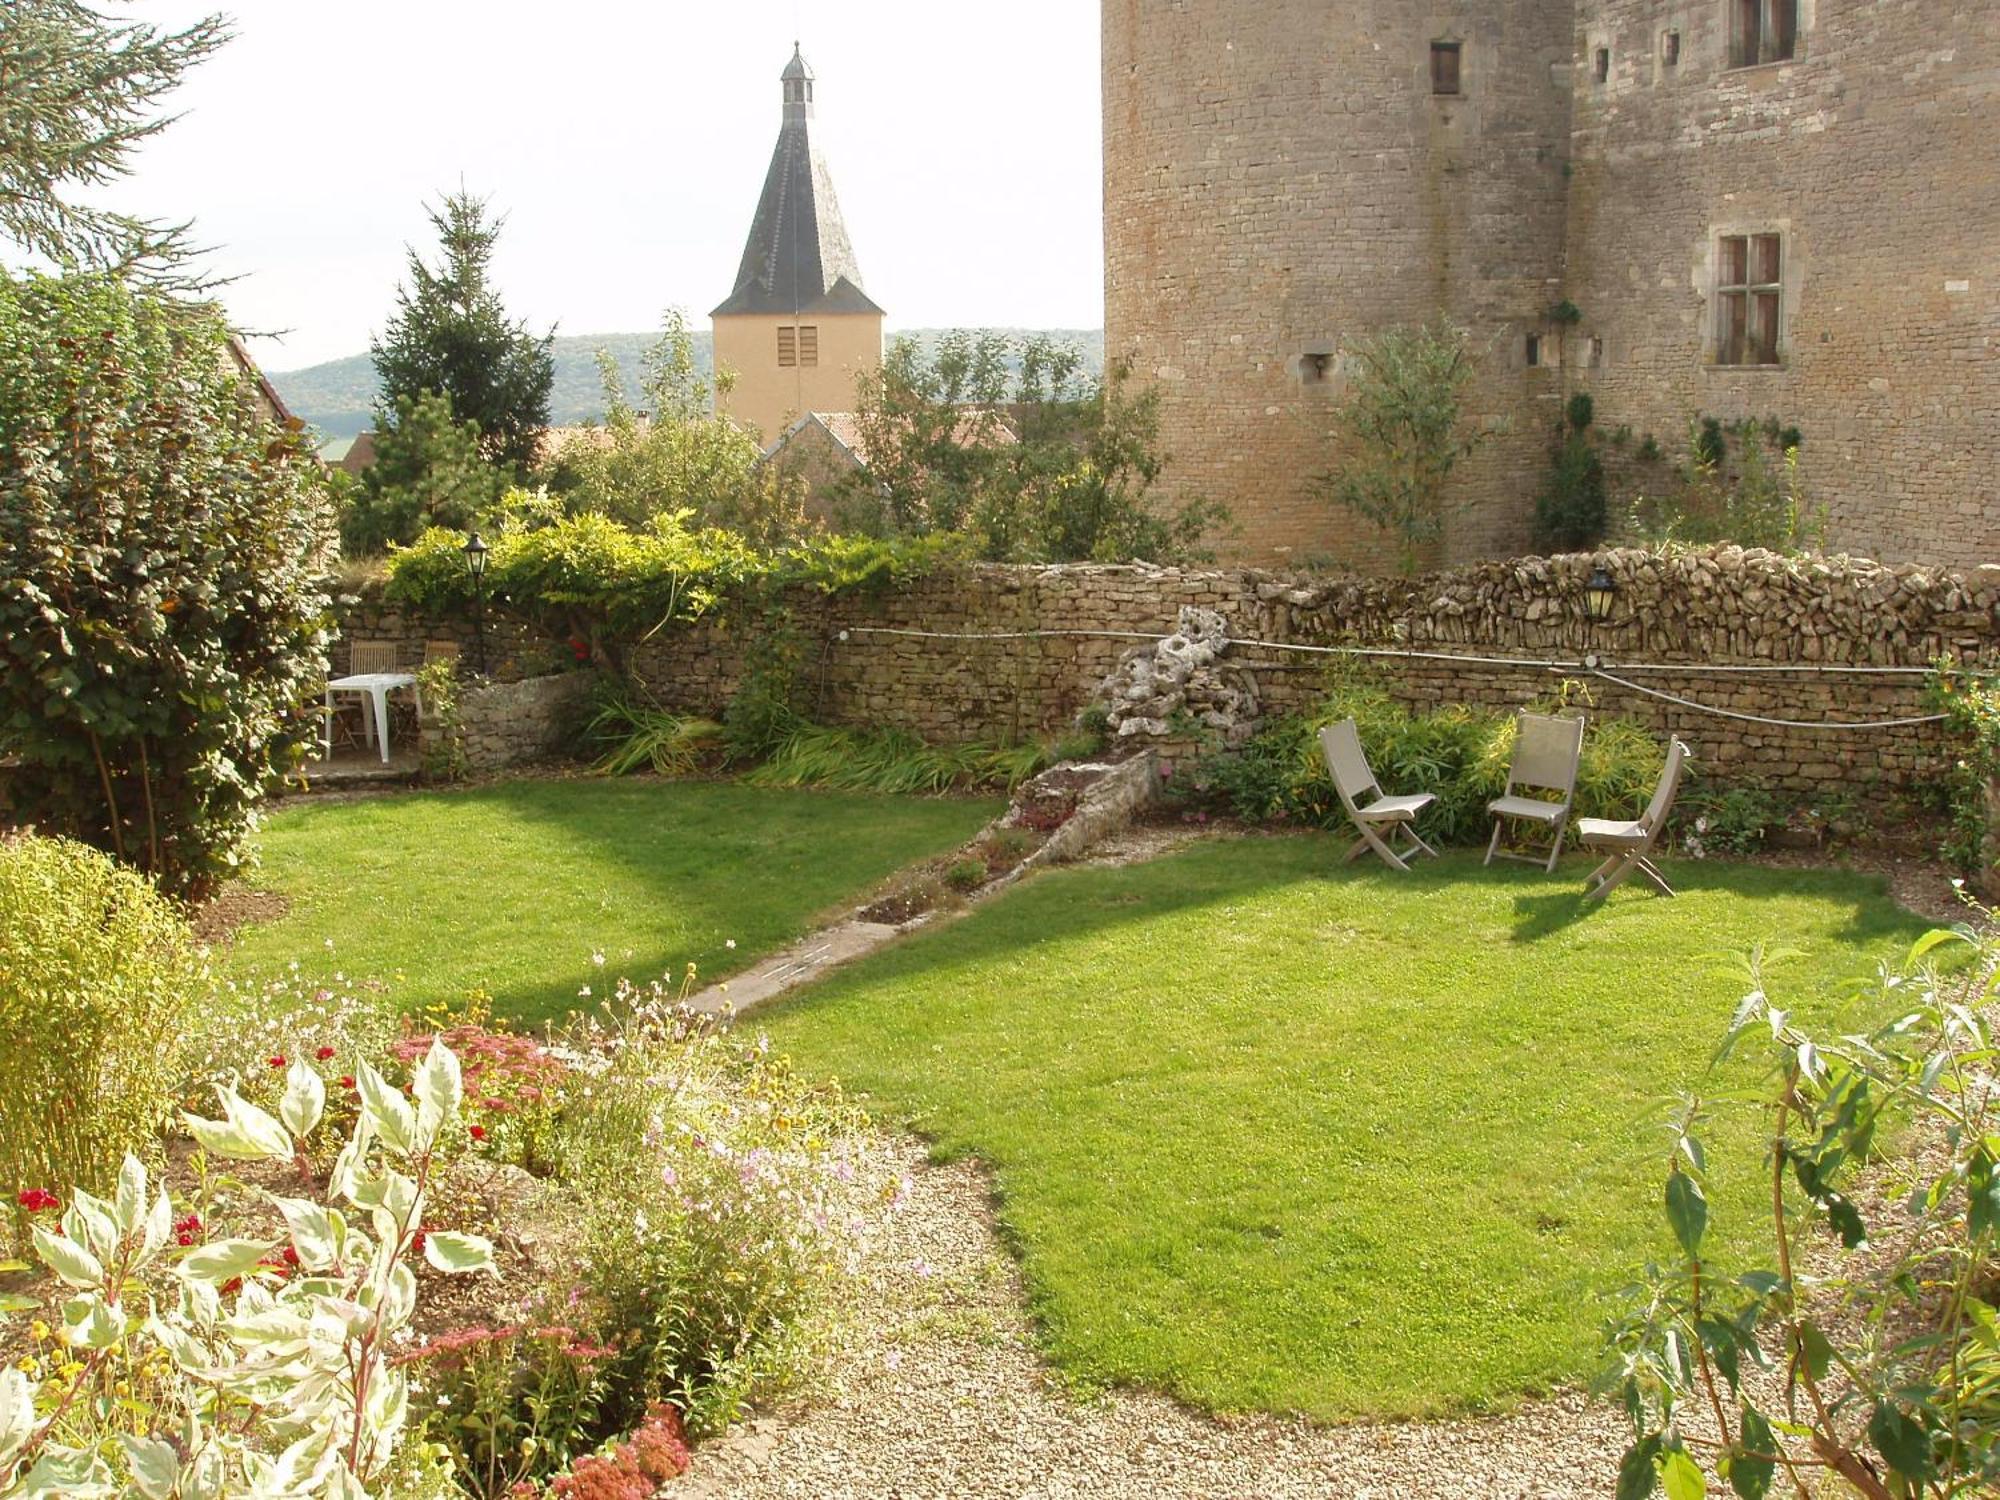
[687,919,906,1020]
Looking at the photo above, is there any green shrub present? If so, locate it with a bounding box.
[946,857,988,892]
[0,834,208,1246]
[0,274,336,896]
[1680,783,1782,857]
[1532,394,1607,552]
[1625,419,1823,553]
[1929,662,2000,880]
[1188,668,1664,846]
[552,991,891,1436]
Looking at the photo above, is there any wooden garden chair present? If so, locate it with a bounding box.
[1484,712,1586,873]
[1318,718,1439,873]
[1578,738,1693,901]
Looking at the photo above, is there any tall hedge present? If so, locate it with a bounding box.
[0,274,335,897]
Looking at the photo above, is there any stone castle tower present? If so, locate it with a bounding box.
[1104,0,2000,569]
[713,46,884,444]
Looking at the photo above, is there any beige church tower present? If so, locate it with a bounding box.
[712,46,883,444]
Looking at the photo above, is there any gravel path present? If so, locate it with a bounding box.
[682,1137,1633,1499]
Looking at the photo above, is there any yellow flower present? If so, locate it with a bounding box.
[28,1319,50,1342]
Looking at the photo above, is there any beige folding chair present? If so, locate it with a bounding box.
[349,640,399,674]
[1578,738,1693,901]
[1484,712,1587,873]
[1318,719,1439,873]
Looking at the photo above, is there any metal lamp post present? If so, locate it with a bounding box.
[463,531,490,676]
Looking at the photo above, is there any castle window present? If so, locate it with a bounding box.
[1594,47,1610,83]
[1715,233,1784,366]
[1430,41,1461,96]
[1663,30,1682,66]
[1729,0,1797,68]
[1525,333,1544,368]
[798,325,819,367]
[1298,351,1333,385]
[1588,336,1605,369]
[777,326,797,367]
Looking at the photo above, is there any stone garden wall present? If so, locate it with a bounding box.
[429,673,592,776]
[340,548,2000,799]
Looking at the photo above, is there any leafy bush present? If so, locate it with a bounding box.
[1603,927,2000,1498]
[1312,320,1497,575]
[416,658,469,783]
[0,274,336,896]
[1188,669,1663,845]
[1,1040,496,1497]
[831,332,1226,564]
[1,835,208,1248]
[1929,661,2000,883]
[743,722,1050,796]
[405,1321,615,1497]
[1625,419,1824,553]
[551,989,894,1436]
[539,311,812,549]
[1680,783,1781,858]
[1532,390,1607,552]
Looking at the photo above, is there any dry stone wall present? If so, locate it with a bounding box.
[336,549,2000,800]
[623,551,1997,798]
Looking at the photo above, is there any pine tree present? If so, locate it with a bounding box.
[371,191,555,473]
[0,1,228,288]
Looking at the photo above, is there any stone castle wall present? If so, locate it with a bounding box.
[1565,0,2000,563]
[1101,0,1573,570]
[1103,0,1999,569]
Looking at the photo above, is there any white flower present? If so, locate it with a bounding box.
[725,938,737,950]
[590,950,605,968]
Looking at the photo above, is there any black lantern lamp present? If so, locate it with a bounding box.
[1583,564,1617,624]
[463,531,490,676]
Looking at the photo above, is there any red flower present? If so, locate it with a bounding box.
[221,1276,243,1294]
[468,1125,487,1141]
[339,1075,356,1090]
[267,1054,287,1069]
[315,1045,337,1061]
[280,1244,301,1267]
[176,1231,196,1246]
[16,1188,60,1213]
[411,1229,428,1255]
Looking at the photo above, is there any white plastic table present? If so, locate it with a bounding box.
[324,672,419,764]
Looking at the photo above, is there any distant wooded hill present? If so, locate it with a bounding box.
[268,328,1107,448]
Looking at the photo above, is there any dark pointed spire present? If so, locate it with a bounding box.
[712,47,883,320]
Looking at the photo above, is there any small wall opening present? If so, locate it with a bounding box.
[1430,41,1462,96]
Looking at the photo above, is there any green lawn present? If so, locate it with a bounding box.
[757,839,1934,1420]
[227,780,1001,1026]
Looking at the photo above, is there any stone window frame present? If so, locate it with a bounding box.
[1705,227,1795,370]
[1662,29,1682,68]
[1593,45,1611,84]
[1726,0,1801,70]
[1429,39,1463,97]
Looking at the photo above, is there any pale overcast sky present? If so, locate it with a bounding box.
[117,1,1104,372]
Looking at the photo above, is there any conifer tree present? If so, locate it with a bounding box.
[371,191,555,473]
[0,1,227,288]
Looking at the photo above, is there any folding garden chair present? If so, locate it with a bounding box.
[1578,738,1692,901]
[1318,718,1439,873]
[1484,712,1586,873]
